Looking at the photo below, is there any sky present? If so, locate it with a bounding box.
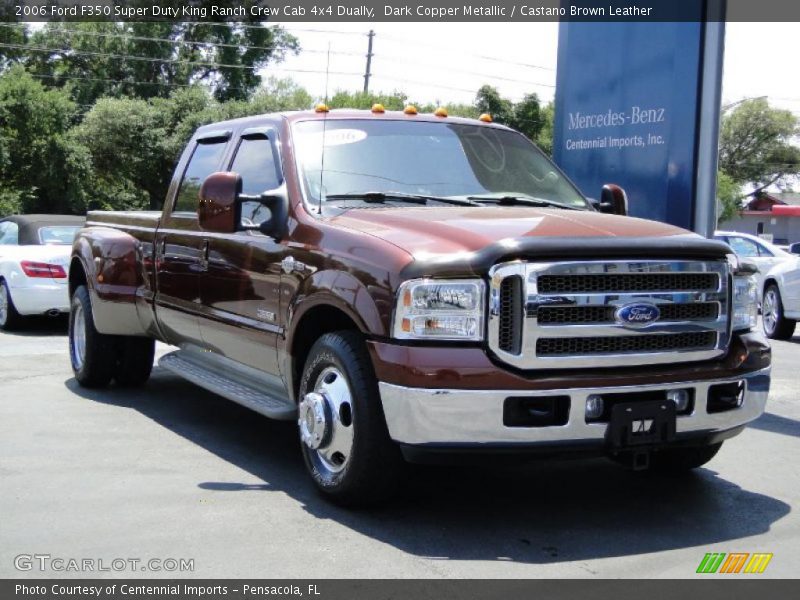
[272,22,800,115]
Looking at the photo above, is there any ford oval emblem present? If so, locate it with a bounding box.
[615,303,660,326]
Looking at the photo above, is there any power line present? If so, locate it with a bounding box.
[372,51,555,88]
[0,23,364,58]
[377,32,555,72]
[0,42,362,76]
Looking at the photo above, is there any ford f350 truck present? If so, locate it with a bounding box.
[68,108,770,505]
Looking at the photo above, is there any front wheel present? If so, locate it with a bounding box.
[297,331,404,506]
[762,284,796,340]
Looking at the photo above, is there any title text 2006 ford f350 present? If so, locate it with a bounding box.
[68,108,770,505]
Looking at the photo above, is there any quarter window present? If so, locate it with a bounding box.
[230,137,280,225]
[174,141,227,213]
[0,221,19,245]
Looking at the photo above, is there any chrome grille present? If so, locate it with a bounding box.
[498,276,522,354]
[537,302,719,325]
[488,260,730,370]
[537,272,719,294]
[536,331,717,356]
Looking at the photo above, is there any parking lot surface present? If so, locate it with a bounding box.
[1,320,798,578]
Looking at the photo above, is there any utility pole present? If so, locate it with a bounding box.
[363,30,374,93]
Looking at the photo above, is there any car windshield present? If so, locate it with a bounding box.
[292,119,588,211]
[38,226,80,245]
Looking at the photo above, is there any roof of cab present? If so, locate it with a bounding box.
[195,108,513,136]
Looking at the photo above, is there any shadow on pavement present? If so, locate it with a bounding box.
[750,412,800,439]
[2,315,68,336]
[65,368,791,566]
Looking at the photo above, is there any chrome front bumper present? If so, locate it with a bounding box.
[379,367,770,447]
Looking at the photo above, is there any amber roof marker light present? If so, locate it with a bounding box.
[404,105,418,115]
[479,113,493,123]
[434,107,448,118]
[371,103,385,113]
[315,103,330,113]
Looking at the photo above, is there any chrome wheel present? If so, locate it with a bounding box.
[71,302,87,370]
[299,366,355,475]
[0,284,8,326]
[763,288,778,336]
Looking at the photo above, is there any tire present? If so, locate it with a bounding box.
[650,442,722,472]
[113,337,155,387]
[0,279,25,331]
[762,284,796,340]
[297,331,404,506]
[69,285,117,388]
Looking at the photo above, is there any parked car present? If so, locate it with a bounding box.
[761,258,800,339]
[0,214,85,330]
[714,230,794,293]
[68,109,769,505]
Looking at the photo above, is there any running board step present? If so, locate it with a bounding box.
[159,350,296,420]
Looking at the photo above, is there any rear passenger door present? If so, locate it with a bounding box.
[199,129,287,376]
[156,134,228,346]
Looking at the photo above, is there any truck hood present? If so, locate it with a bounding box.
[328,206,731,277]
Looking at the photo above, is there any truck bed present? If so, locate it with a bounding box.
[85,210,162,232]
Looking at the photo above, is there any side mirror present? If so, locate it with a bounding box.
[198,171,289,240]
[240,184,289,240]
[198,172,242,234]
[592,184,629,216]
[789,242,800,255]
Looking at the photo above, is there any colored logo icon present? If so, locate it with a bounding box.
[696,552,773,574]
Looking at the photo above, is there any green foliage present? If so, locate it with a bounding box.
[719,98,800,191]
[23,21,298,105]
[475,85,552,153]
[329,90,408,111]
[716,170,742,225]
[0,66,89,215]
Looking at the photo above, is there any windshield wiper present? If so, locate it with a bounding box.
[466,194,583,211]
[324,191,480,207]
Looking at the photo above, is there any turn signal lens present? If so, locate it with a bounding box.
[20,261,67,279]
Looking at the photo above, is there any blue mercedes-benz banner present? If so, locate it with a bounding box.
[553,3,723,234]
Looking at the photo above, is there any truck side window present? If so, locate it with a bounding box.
[174,141,227,214]
[230,138,280,225]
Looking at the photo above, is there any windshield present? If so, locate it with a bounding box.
[38,226,80,245]
[292,119,588,210]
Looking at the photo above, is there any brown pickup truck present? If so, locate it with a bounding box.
[68,108,770,505]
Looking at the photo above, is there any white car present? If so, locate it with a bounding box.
[714,230,795,294]
[0,214,84,330]
[761,258,800,340]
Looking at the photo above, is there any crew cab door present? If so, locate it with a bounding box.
[155,135,228,346]
[198,130,286,375]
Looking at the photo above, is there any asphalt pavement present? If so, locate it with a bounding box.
[1,318,797,578]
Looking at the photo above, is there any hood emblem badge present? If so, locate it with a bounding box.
[615,303,660,327]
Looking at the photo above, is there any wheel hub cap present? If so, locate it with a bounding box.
[299,392,331,450]
[299,366,355,474]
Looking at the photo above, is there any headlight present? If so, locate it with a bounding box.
[392,279,485,341]
[732,274,758,331]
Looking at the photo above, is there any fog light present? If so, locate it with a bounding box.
[585,395,604,420]
[667,389,690,413]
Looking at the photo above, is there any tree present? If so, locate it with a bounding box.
[0,20,27,70]
[716,170,743,225]
[21,18,298,105]
[536,101,555,156]
[0,66,90,215]
[718,98,800,193]
[329,90,408,110]
[475,85,514,125]
[511,93,543,141]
